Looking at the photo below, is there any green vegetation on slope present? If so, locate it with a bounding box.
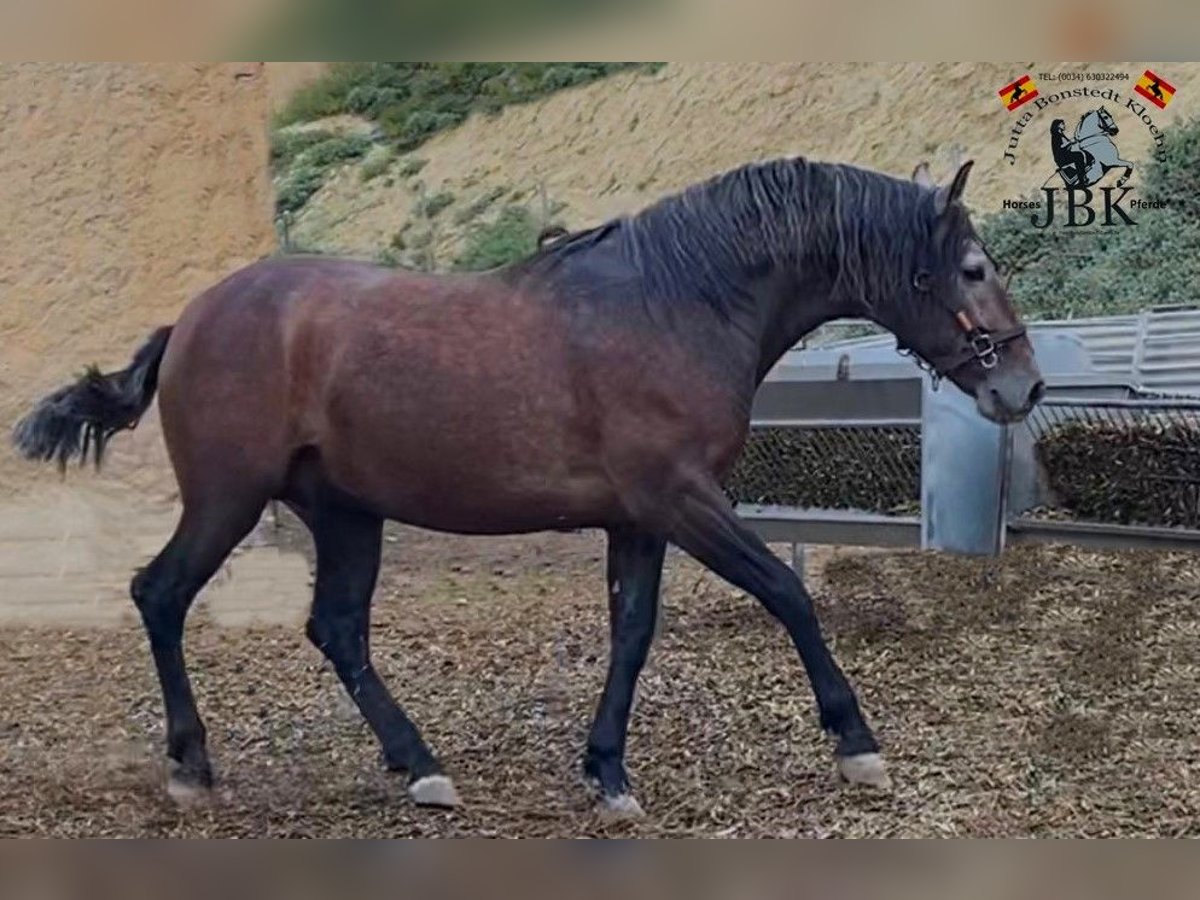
[453,205,547,271]
[276,63,661,148]
[979,117,1200,320]
[245,0,653,63]
[270,63,661,220]
[271,130,374,215]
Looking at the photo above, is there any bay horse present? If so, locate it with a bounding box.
[13,157,1043,817]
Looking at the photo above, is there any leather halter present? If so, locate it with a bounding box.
[897,270,1027,387]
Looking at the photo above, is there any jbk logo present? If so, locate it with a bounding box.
[1030,186,1135,228]
[1009,106,1155,228]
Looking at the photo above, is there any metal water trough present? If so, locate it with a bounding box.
[735,310,1200,560]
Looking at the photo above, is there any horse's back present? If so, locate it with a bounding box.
[156,256,612,526]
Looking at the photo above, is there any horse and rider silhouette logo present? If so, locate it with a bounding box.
[1047,106,1135,189]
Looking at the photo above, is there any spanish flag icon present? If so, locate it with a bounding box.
[998,74,1039,112]
[1135,69,1175,109]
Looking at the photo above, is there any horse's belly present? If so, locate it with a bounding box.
[338,462,616,534]
[316,402,618,533]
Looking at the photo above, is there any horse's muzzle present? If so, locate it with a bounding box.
[975,368,1045,425]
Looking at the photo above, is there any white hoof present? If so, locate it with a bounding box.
[598,793,645,819]
[837,752,892,789]
[166,761,212,807]
[408,774,461,808]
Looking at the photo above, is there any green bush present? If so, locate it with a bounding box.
[359,144,394,182]
[275,168,328,216]
[275,63,661,150]
[978,116,1200,319]
[453,205,543,271]
[273,133,374,215]
[273,65,374,126]
[415,191,455,219]
[302,133,373,167]
[270,128,339,168]
[398,157,428,178]
[1143,120,1200,221]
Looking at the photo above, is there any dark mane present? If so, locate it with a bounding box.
[514,158,962,318]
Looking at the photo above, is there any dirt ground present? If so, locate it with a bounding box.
[2,512,1199,838]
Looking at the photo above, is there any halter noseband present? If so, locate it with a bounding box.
[897,270,1027,387]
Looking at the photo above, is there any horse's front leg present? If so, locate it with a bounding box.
[1114,159,1135,187]
[664,480,888,789]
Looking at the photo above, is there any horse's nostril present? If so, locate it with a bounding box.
[1028,380,1046,408]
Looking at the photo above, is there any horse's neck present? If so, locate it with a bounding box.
[747,222,870,382]
[627,183,856,386]
[750,268,852,384]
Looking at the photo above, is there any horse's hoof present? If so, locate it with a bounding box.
[408,774,461,808]
[597,792,645,819]
[837,752,892,790]
[166,760,214,807]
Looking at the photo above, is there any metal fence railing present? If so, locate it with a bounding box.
[736,324,1200,558]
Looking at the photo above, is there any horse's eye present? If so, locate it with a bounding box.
[963,265,986,283]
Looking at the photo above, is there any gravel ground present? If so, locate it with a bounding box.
[3,518,1200,837]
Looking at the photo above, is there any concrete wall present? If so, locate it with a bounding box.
[0,62,278,497]
[0,63,287,623]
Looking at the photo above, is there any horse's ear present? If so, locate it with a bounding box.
[911,162,935,188]
[935,159,974,215]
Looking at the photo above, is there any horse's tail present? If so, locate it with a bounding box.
[12,326,173,470]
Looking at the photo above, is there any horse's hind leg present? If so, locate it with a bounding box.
[303,502,456,807]
[131,494,266,803]
[584,526,666,817]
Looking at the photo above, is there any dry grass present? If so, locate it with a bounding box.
[3,522,1200,837]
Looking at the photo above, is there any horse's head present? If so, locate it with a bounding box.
[1096,105,1118,135]
[884,161,1044,424]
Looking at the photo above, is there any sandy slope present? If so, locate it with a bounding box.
[292,62,1200,263]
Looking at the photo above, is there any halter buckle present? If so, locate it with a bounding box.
[969,331,999,369]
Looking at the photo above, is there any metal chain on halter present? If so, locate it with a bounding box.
[896,346,943,389]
